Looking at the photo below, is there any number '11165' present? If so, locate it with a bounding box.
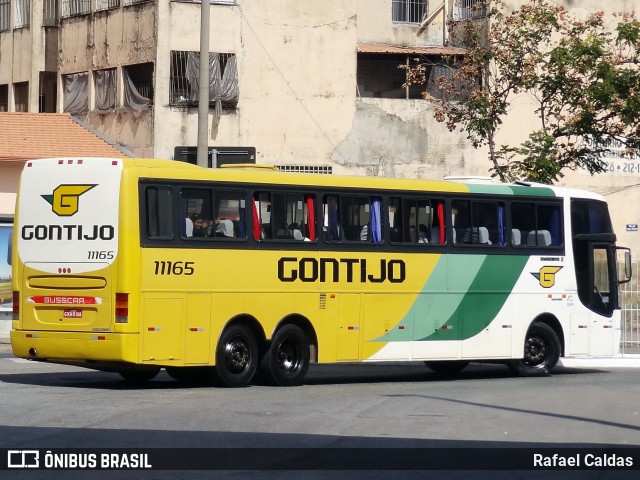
[154,261,195,275]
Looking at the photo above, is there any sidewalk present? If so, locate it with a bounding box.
[558,353,640,368]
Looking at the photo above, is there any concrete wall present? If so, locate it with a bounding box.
[57,7,156,154]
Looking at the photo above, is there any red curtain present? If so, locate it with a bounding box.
[305,195,316,241]
[252,199,261,241]
[437,202,445,244]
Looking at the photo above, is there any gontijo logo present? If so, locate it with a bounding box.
[41,184,96,217]
[532,266,563,288]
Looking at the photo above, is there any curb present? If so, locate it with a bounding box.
[559,355,640,368]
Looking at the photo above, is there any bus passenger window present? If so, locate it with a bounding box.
[213,191,246,239]
[452,200,503,246]
[389,197,444,245]
[146,186,174,239]
[180,187,213,240]
[511,202,562,247]
[323,195,371,243]
[254,191,316,242]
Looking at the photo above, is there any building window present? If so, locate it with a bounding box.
[392,0,427,24]
[15,0,30,28]
[453,0,487,20]
[96,0,119,12]
[0,84,8,112]
[39,71,57,113]
[123,63,153,110]
[170,51,239,109]
[14,82,29,112]
[43,0,59,26]
[0,0,10,32]
[357,53,460,100]
[94,68,117,111]
[62,72,89,114]
[62,0,91,18]
[357,54,425,99]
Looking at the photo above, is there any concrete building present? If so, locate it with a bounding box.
[0,0,638,252]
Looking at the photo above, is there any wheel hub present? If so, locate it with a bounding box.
[524,336,547,366]
[224,338,250,373]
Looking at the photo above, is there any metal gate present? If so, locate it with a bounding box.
[620,255,640,353]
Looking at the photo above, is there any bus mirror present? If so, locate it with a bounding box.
[618,248,632,284]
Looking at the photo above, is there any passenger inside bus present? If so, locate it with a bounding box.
[184,216,194,237]
[418,224,429,243]
[193,214,210,237]
[213,218,235,237]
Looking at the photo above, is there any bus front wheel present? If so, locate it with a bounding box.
[510,323,560,377]
[258,325,310,387]
[213,324,258,387]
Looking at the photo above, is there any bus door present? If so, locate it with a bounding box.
[574,237,619,355]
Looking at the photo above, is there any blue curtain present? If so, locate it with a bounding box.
[371,198,382,243]
[238,205,246,238]
[498,205,505,246]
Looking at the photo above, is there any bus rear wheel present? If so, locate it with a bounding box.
[510,323,560,377]
[213,324,258,388]
[258,325,310,387]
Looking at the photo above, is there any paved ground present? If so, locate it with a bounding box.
[2,340,640,367]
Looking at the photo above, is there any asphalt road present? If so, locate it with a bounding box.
[1,343,640,480]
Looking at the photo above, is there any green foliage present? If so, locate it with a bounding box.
[406,0,640,184]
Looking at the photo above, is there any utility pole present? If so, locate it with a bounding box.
[197,0,210,167]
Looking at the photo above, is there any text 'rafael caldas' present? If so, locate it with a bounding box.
[533,453,633,468]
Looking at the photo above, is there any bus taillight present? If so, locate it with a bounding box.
[12,291,19,321]
[115,293,129,323]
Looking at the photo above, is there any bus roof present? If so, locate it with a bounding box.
[26,157,605,201]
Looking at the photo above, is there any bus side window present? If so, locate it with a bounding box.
[213,190,246,239]
[390,196,444,245]
[255,191,316,242]
[180,187,213,240]
[146,186,174,239]
[512,202,562,247]
[323,195,371,243]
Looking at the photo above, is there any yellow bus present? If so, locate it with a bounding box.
[10,157,632,386]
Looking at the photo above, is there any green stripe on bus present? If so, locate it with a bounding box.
[465,184,556,197]
[374,254,529,342]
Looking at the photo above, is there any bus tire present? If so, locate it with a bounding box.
[214,324,258,388]
[424,360,469,375]
[510,323,560,377]
[118,367,160,383]
[258,325,310,387]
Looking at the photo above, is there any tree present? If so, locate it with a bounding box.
[406,0,640,183]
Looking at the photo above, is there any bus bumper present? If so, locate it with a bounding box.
[10,330,141,365]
